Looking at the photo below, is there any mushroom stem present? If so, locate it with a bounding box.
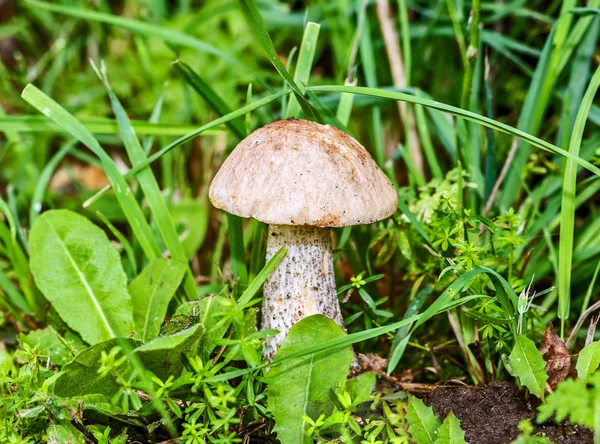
[262,224,345,360]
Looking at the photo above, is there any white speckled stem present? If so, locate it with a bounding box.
[262,225,345,360]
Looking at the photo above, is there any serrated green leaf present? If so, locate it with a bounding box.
[130,258,186,342]
[53,338,142,397]
[135,323,205,380]
[267,315,353,444]
[435,412,467,444]
[30,210,134,345]
[509,334,548,399]
[406,396,442,444]
[577,342,600,382]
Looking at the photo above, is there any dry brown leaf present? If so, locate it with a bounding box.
[539,323,571,389]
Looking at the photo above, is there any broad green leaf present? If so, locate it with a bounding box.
[435,412,467,444]
[18,326,73,366]
[267,315,354,444]
[30,210,134,345]
[406,396,442,444]
[135,323,205,380]
[130,258,186,342]
[53,338,142,397]
[577,342,600,382]
[176,295,232,358]
[509,334,548,399]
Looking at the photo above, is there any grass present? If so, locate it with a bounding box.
[1,0,600,442]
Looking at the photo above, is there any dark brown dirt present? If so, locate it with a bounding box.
[429,381,593,443]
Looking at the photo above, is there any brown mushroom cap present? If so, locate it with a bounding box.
[209,119,398,227]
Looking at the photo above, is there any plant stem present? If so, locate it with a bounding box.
[460,0,481,110]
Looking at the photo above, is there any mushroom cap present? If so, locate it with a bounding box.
[209,119,398,227]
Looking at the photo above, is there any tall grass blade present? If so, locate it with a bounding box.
[558,65,600,337]
[285,22,320,118]
[21,84,162,261]
[92,62,197,301]
[237,0,319,120]
[173,60,246,139]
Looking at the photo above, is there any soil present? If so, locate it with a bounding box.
[428,381,593,443]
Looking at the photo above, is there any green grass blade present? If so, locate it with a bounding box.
[306,85,600,178]
[285,22,320,118]
[24,0,266,86]
[557,64,600,337]
[227,213,248,288]
[96,210,138,275]
[29,142,73,228]
[92,62,197,301]
[21,84,162,261]
[85,89,289,205]
[0,115,213,136]
[237,246,286,308]
[237,0,319,121]
[173,60,246,139]
[0,265,31,313]
[143,88,166,156]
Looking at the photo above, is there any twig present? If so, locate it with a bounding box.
[62,403,98,444]
[566,298,600,349]
[375,0,424,176]
[586,315,599,346]
[460,0,481,109]
[483,137,519,217]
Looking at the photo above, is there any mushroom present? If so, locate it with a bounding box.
[209,119,398,359]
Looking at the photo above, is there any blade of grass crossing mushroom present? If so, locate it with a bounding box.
[86,82,600,205]
[24,0,267,87]
[558,64,600,338]
[174,60,248,288]
[173,60,246,139]
[285,22,320,118]
[305,86,600,178]
[237,246,287,308]
[237,0,319,121]
[85,89,289,206]
[205,314,422,383]
[92,63,198,301]
[20,84,162,261]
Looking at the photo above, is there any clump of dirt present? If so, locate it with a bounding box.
[429,381,593,443]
